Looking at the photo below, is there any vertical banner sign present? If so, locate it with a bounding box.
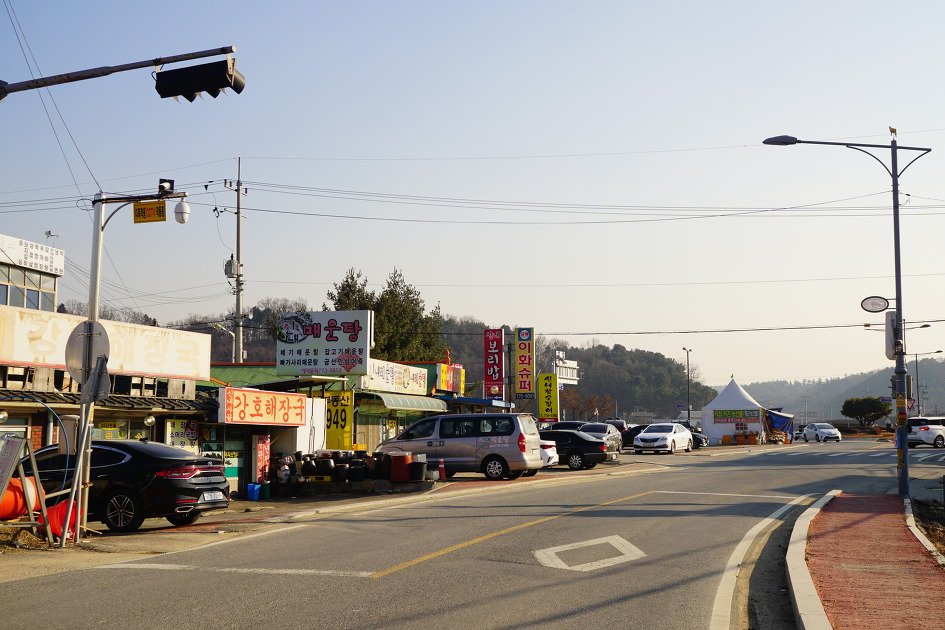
[483,329,505,400]
[514,327,535,400]
[320,391,354,450]
[536,373,559,423]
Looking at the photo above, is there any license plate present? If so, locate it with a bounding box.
[202,491,226,502]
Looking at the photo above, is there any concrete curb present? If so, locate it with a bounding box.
[787,489,839,630]
[903,497,945,567]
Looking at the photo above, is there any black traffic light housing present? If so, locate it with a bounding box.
[154,57,245,102]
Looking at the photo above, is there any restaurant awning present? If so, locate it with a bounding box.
[358,392,448,412]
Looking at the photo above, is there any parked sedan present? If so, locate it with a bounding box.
[803,423,841,442]
[633,423,693,454]
[793,426,805,440]
[25,440,230,532]
[539,439,560,467]
[579,422,622,460]
[539,430,609,470]
[545,421,586,431]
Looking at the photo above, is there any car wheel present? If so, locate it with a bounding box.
[521,468,538,477]
[816,435,821,442]
[804,435,809,442]
[167,512,201,527]
[685,439,693,453]
[935,436,945,448]
[567,453,585,470]
[482,456,509,481]
[506,470,524,480]
[102,488,145,533]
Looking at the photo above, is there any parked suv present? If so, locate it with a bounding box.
[376,413,543,480]
[906,417,945,448]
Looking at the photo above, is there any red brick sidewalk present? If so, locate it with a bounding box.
[807,493,945,630]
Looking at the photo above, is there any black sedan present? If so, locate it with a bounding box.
[539,430,610,470]
[26,440,230,532]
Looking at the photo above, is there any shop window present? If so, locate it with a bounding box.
[735,422,748,432]
[8,286,24,307]
[25,270,40,289]
[0,263,9,283]
[26,288,39,310]
[92,420,128,440]
[0,284,6,305]
[41,291,54,311]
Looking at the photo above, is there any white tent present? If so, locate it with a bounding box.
[701,379,764,445]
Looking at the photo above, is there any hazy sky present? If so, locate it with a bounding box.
[4,1,945,387]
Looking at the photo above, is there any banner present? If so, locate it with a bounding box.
[483,329,504,399]
[514,327,535,400]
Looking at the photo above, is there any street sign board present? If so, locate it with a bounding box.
[133,200,167,223]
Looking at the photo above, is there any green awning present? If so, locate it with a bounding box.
[359,392,447,412]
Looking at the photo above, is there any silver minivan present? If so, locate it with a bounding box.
[377,413,543,480]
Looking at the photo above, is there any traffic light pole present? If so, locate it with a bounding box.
[0,45,236,101]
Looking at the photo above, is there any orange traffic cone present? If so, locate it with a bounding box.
[438,458,446,480]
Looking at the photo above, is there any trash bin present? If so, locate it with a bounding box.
[259,482,271,500]
[246,483,260,501]
[390,454,413,482]
[408,461,427,482]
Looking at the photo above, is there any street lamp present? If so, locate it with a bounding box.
[682,347,692,423]
[764,132,931,497]
[63,183,190,546]
[913,350,942,415]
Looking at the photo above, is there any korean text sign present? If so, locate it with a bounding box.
[483,328,504,400]
[276,310,373,376]
[318,391,354,449]
[514,327,535,400]
[712,409,761,423]
[536,373,559,421]
[221,387,307,426]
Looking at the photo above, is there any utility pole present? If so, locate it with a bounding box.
[224,159,247,362]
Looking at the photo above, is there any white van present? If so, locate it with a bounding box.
[377,413,543,480]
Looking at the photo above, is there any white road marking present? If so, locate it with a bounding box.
[93,563,372,577]
[534,535,646,572]
[709,494,813,630]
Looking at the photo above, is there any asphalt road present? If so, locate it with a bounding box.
[3,440,941,630]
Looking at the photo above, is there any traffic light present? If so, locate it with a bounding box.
[154,58,245,102]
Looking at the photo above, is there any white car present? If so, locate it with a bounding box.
[803,423,841,442]
[633,423,693,454]
[539,439,560,467]
[906,417,945,448]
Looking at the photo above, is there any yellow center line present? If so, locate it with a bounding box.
[369,490,655,578]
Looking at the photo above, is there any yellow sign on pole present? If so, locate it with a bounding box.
[133,200,167,223]
[319,390,354,450]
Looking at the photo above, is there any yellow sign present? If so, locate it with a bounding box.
[319,391,354,450]
[536,373,559,421]
[133,200,167,223]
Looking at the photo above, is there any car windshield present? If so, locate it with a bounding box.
[642,424,673,433]
[816,424,836,430]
